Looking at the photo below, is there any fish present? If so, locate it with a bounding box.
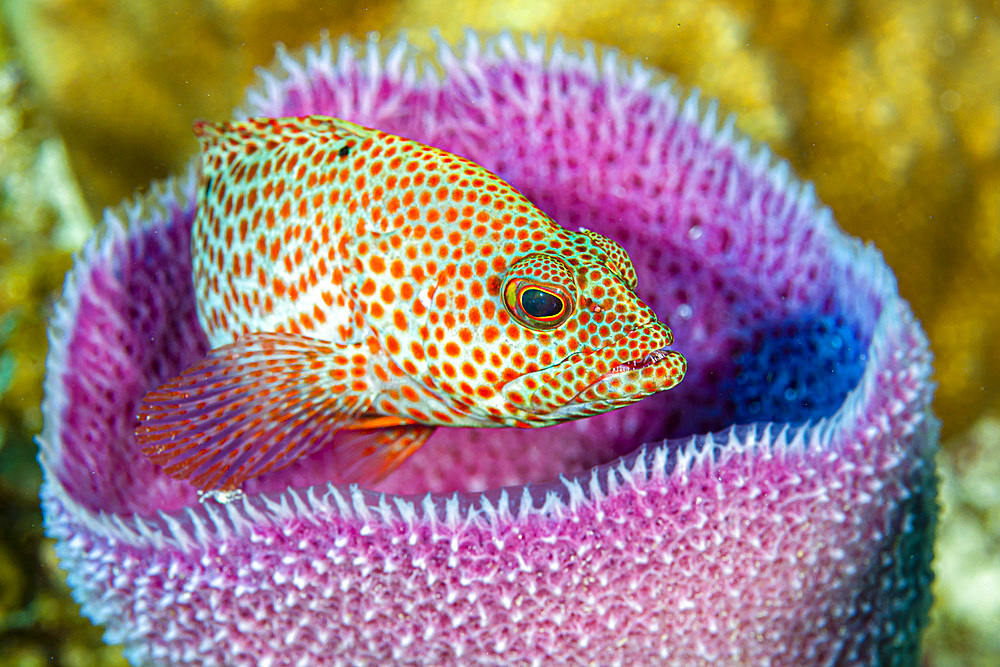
[135,115,686,494]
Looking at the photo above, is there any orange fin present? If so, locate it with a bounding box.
[335,425,436,485]
[136,332,371,491]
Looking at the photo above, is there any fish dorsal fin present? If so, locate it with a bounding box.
[193,115,373,154]
[192,117,375,191]
[191,116,377,216]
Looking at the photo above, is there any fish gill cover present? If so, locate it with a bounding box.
[38,32,937,666]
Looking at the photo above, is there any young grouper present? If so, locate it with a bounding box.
[136,116,686,494]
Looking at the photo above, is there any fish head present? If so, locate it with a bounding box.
[460,227,686,425]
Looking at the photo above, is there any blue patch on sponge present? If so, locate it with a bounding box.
[724,313,868,424]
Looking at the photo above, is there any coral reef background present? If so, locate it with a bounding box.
[0,0,995,664]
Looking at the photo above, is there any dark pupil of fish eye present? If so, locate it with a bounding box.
[520,288,563,319]
[338,144,351,158]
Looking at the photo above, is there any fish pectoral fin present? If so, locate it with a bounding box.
[135,332,373,492]
[334,424,436,485]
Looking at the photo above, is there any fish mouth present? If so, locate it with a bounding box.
[561,345,686,414]
[512,321,687,419]
[605,346,681,377]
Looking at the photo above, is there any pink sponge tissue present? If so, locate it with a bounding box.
[39,33,937,665]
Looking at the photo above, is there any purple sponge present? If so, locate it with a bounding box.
[40,33,937,665]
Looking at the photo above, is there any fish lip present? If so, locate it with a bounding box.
[525,321,682,411]
[577,319,677,374]
[600,345,679,379]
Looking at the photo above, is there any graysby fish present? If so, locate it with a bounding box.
[135,116,686,494]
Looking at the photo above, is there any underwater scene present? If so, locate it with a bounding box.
[0,1,997,665]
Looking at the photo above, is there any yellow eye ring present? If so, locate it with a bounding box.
[502,279,573,330]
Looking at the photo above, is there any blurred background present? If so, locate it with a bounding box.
[0,1,997,664]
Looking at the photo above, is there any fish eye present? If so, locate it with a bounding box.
[520,287,563,318]
[503,279,572,330]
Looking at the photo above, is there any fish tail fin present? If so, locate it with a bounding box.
[135,332,373,492]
